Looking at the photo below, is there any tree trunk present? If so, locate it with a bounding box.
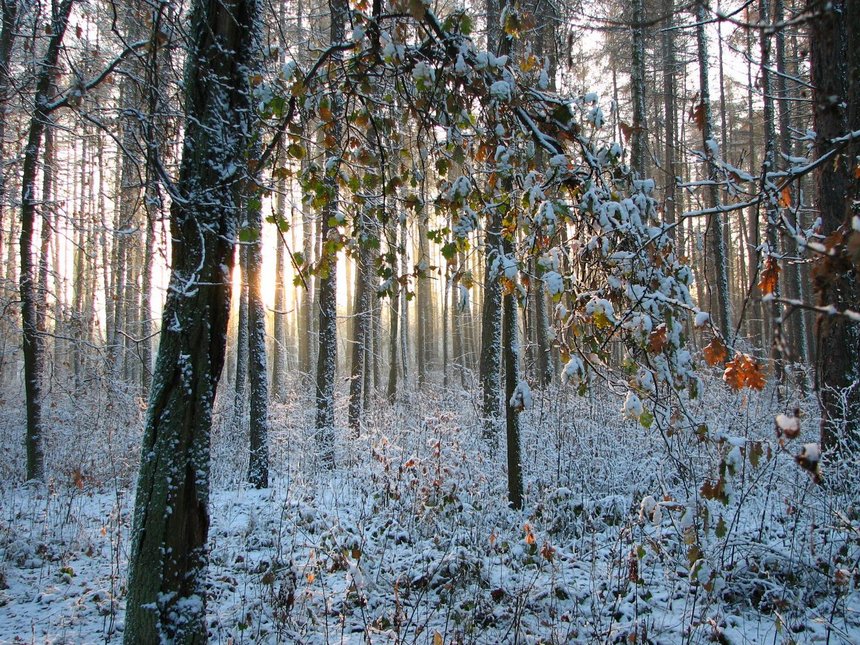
[271,189,288,402]
[386,216,400,400]
[662,0,677,242]
[140,2,170,397]
[348,210,371,434]
[124,0,260,639]
[36,119,54,340]
[774,0,809,369]
[630,0,648,176]
[745,7,765,346]
[416,213,430,386]
[19,0,74,482]
[758,0,784,387]
[399,215,410,384]
[502,245,523,509]
[0,0,17,275]
[809,0,859,450]
[480,0,503,433]
[232,246,249,429]
[315,0,348,466]
[299,193,313,377]
[480,209,503,435]
[695,1,732,340]
[247,187,269,489]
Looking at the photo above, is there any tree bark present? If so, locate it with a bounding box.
[19,0,74,481]
[758,0,785,387]
[480,0,503,434]
[271,192,288,402]
[695,1,732,340]
[348,209,371,434]
[386,216,400,400]
[0,0,17,273]
[661,0,677,243]
[630,0,648,176]
[809,0,860,450]
[315,0,348,467]
[502,244,523,509]
[232,246,249,429]
[247,187,269,489]
[124,0,260,639]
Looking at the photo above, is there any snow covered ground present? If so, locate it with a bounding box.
[0,374,858,643]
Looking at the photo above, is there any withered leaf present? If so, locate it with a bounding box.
[703,337,728,366]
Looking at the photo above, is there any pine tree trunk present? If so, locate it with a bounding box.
[775,0,809,369]
[716,16,736,319]
[480,208,503,435]
[758,0,784,387]
[808,0,860,450]
[140,3,169,398]
[630,0,648,176]
[247,187,269,489]
[416,214,430,386]
[37,119,54,340]
[0,0,17,284]
[232,246,249,430]
[316,0,348,466]
[502,245,523,509]
[452,259,466,389]
[271,188,288,402]
[386,217,400,400]
[695,2,732,340]
[662,0,677,243]
[745,8,765,346]
[399,216,410,385]
[442,265,451,389]
[348,210,370,434]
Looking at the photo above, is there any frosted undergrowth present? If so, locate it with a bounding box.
[0,370,857,643]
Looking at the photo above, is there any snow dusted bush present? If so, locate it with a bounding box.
[0,365,857,642]
[0,371,142,489]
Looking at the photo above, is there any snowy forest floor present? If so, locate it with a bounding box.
[0,369,858,644]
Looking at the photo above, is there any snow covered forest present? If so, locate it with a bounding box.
[0,0,858,641]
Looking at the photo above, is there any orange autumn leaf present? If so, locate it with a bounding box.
[648,324,668,354]
[745,361,767,390]
[540,542,556,562]
[723,353,766,392]
[703,337,728,366]
[524,523,536,546]
[519,54,538,72]
[689,102,706,131]
[619,121,633,143]
[758,257,780,296]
